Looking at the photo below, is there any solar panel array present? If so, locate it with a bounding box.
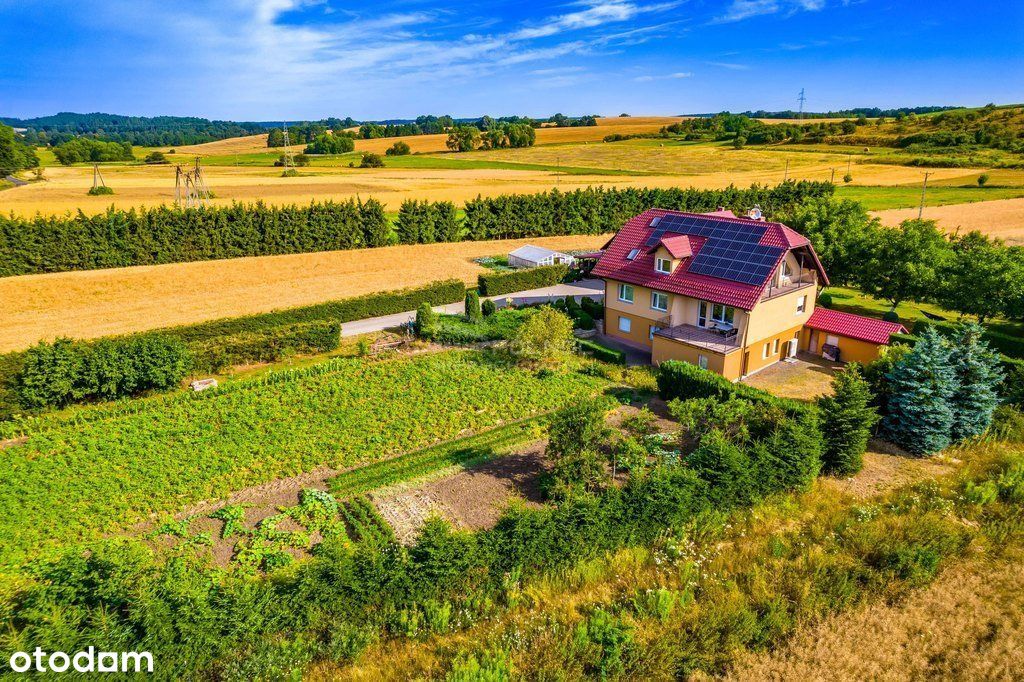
[644,214,784,286]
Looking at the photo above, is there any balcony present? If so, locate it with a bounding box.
[654,323,741,354]
[762,275,815,301]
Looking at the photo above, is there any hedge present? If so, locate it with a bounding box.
[478,264,569,297]
[656,360,812,416]
[1,182,834,276]
[188,320,341,373]
[0,199,391,276]
[577,338,626,365]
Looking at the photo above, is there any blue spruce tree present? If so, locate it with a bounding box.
[950,322,1003,442]
[881,327,958,455]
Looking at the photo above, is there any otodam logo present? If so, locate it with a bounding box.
[7,647,153,674]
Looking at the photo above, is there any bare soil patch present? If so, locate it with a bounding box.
[823,438,956,499]
[741,354,837,401]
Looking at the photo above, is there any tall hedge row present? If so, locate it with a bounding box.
[478,264,569,296]
[656,359,813,417]
[0,182,833,276]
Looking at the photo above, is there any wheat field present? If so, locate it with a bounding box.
[873,196,1024,244]
[0,234,610,352]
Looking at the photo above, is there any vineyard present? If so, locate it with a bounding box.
[0,350,607,566]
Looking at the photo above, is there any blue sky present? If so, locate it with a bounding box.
[1,0,1022,120]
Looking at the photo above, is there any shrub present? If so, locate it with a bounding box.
[816,292,833,308]
[574,311,595,330]
[576,339,626,365]
[144,151,168,164]
[415,302,438,339]
[481,299,496,317]
[882,310,901,323]
[657,360,810,417]
[386,141,411,156]
[546,399,610,497]
[478,264,568,296]
[359,153,384,168]
[511,307,575,362]
[817,364,878,475]
[580,296,604,319]
[464,290,482,324]
[188,320,340,373]
[978,173,990,187]
[87,185,114,195]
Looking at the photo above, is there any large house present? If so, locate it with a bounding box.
[592,208,906,380]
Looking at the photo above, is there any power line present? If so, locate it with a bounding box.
[797,88,806,119]
[918,171,933,220]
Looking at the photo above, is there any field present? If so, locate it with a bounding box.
[874,196,1024,244]
[0,234,608,352]
[0,349,608,566]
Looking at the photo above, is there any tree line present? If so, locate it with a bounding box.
[0,123,40,175]
[0,181,833,276]
[3,113,270,147]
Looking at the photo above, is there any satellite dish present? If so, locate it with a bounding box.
[747,205,763,221]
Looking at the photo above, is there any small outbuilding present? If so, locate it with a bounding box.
[802,308,907,365]
[508,245,576,269]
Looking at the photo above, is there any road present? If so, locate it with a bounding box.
[341,279,605,337]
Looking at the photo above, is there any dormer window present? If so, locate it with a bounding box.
[627,248,640,261]
[655,257,672,274]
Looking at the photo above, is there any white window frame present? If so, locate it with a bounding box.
[651,291,668,312]
[796,295,807,314]
[711,303,735,325]
[773,338,780,355]
[618,316,632,333]
[617,283,634,303]
[655,257,672,274]
[697,354,709,370]
[763,342,770,359]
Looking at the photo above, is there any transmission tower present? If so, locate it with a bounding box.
[91,164,107,190]
[174,158,213,209]
[797,88,807,119]
[281,122,295,172]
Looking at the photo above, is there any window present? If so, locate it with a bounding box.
[796,295,807,314]
[651,291,668,312]
[617,283,634,303]
[618,316,632,333]
[698,301,707,327]
[626,248,640,260]
[763,342,770,359]
[697,354,708,370]
[773,338,780,354]
[711,303,735,325]
[655,257,672,274]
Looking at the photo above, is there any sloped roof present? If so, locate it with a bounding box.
[592,208,829,310]
[508,244,571,261]
[805,308,908,345]
[659,234,693,259]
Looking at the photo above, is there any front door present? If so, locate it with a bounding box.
[787,338,798,358]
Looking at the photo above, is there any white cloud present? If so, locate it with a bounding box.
[713,0,827,23]
[705,61,749,70]
[633,71,692,81]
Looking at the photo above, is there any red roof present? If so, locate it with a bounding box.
[659,234,692,258]
[592,208,829,310]
[805,308,908,345]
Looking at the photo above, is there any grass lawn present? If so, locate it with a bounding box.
[836,184,1024,211]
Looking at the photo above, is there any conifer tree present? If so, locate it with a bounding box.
[949,322,1004,441]
[880,328,958,455]
[414,302,438,339]
[818,363,878,474]
[464,290,482,324]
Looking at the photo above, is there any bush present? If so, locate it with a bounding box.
[386,141,411,156]
[657,360,811,417]
[87,185,114,195]
[481,299,496,317]
[580,296,604,319]
[545,399,610,497]
[817,292,833,308]
[818,364,878,475]
[478,264,568,296]
[882,310,901,323]
[144,151,168,164]
[188,320,340,373]
[978,173,990,187]
[16,334,190,408]
[574,311,595,330]
[512,307,575,362]
[415,302,438,339]
[359,153,384,168]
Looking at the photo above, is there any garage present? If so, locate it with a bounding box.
[802,307,908,365]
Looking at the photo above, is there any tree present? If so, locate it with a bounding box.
[782,197,880,285]
[464,290,482,323]
[266,128,285,147]
[143,151,168,164]
[358,198,390,246]
[446,126,479,152]
[414,302,438,339]
[385,141,411,156]
[305,132,354,154]
[732,135,746,149]
[939,232,1024,322]
[511,307,575,362]
[506,123,536,148]
[977,173,990,187]
[481,299,496,317]
[817,364,878,475]
[855,219,952,310]
[949,322,1004,441]
[880,328,957,455]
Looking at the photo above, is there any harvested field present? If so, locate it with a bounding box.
[726,553,1024,681]
[0,234,609,352]
[874,196,1024,244]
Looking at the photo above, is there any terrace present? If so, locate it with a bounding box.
[654,323,741,354]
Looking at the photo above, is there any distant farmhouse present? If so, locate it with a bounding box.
[508,245,576,268]
[592,208,906,379]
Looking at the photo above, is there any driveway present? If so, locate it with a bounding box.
[341,279,605,337]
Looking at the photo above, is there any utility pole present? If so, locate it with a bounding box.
[918,171,933,220]
[797,88,806,119]
[830,167,836,184]
[783,158,789,181]
[847,154,852,176]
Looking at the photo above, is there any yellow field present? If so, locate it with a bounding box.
[873,196,1024,244]
[0,234,610,352]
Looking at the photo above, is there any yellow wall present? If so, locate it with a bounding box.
[604,308,656,347]
[651,336,744,381]
[744,285,815,343]
[802,328,885,365]
[743,323,804,376]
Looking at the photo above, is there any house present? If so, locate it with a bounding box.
[592,208,907,380]
[508,245,576,269]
